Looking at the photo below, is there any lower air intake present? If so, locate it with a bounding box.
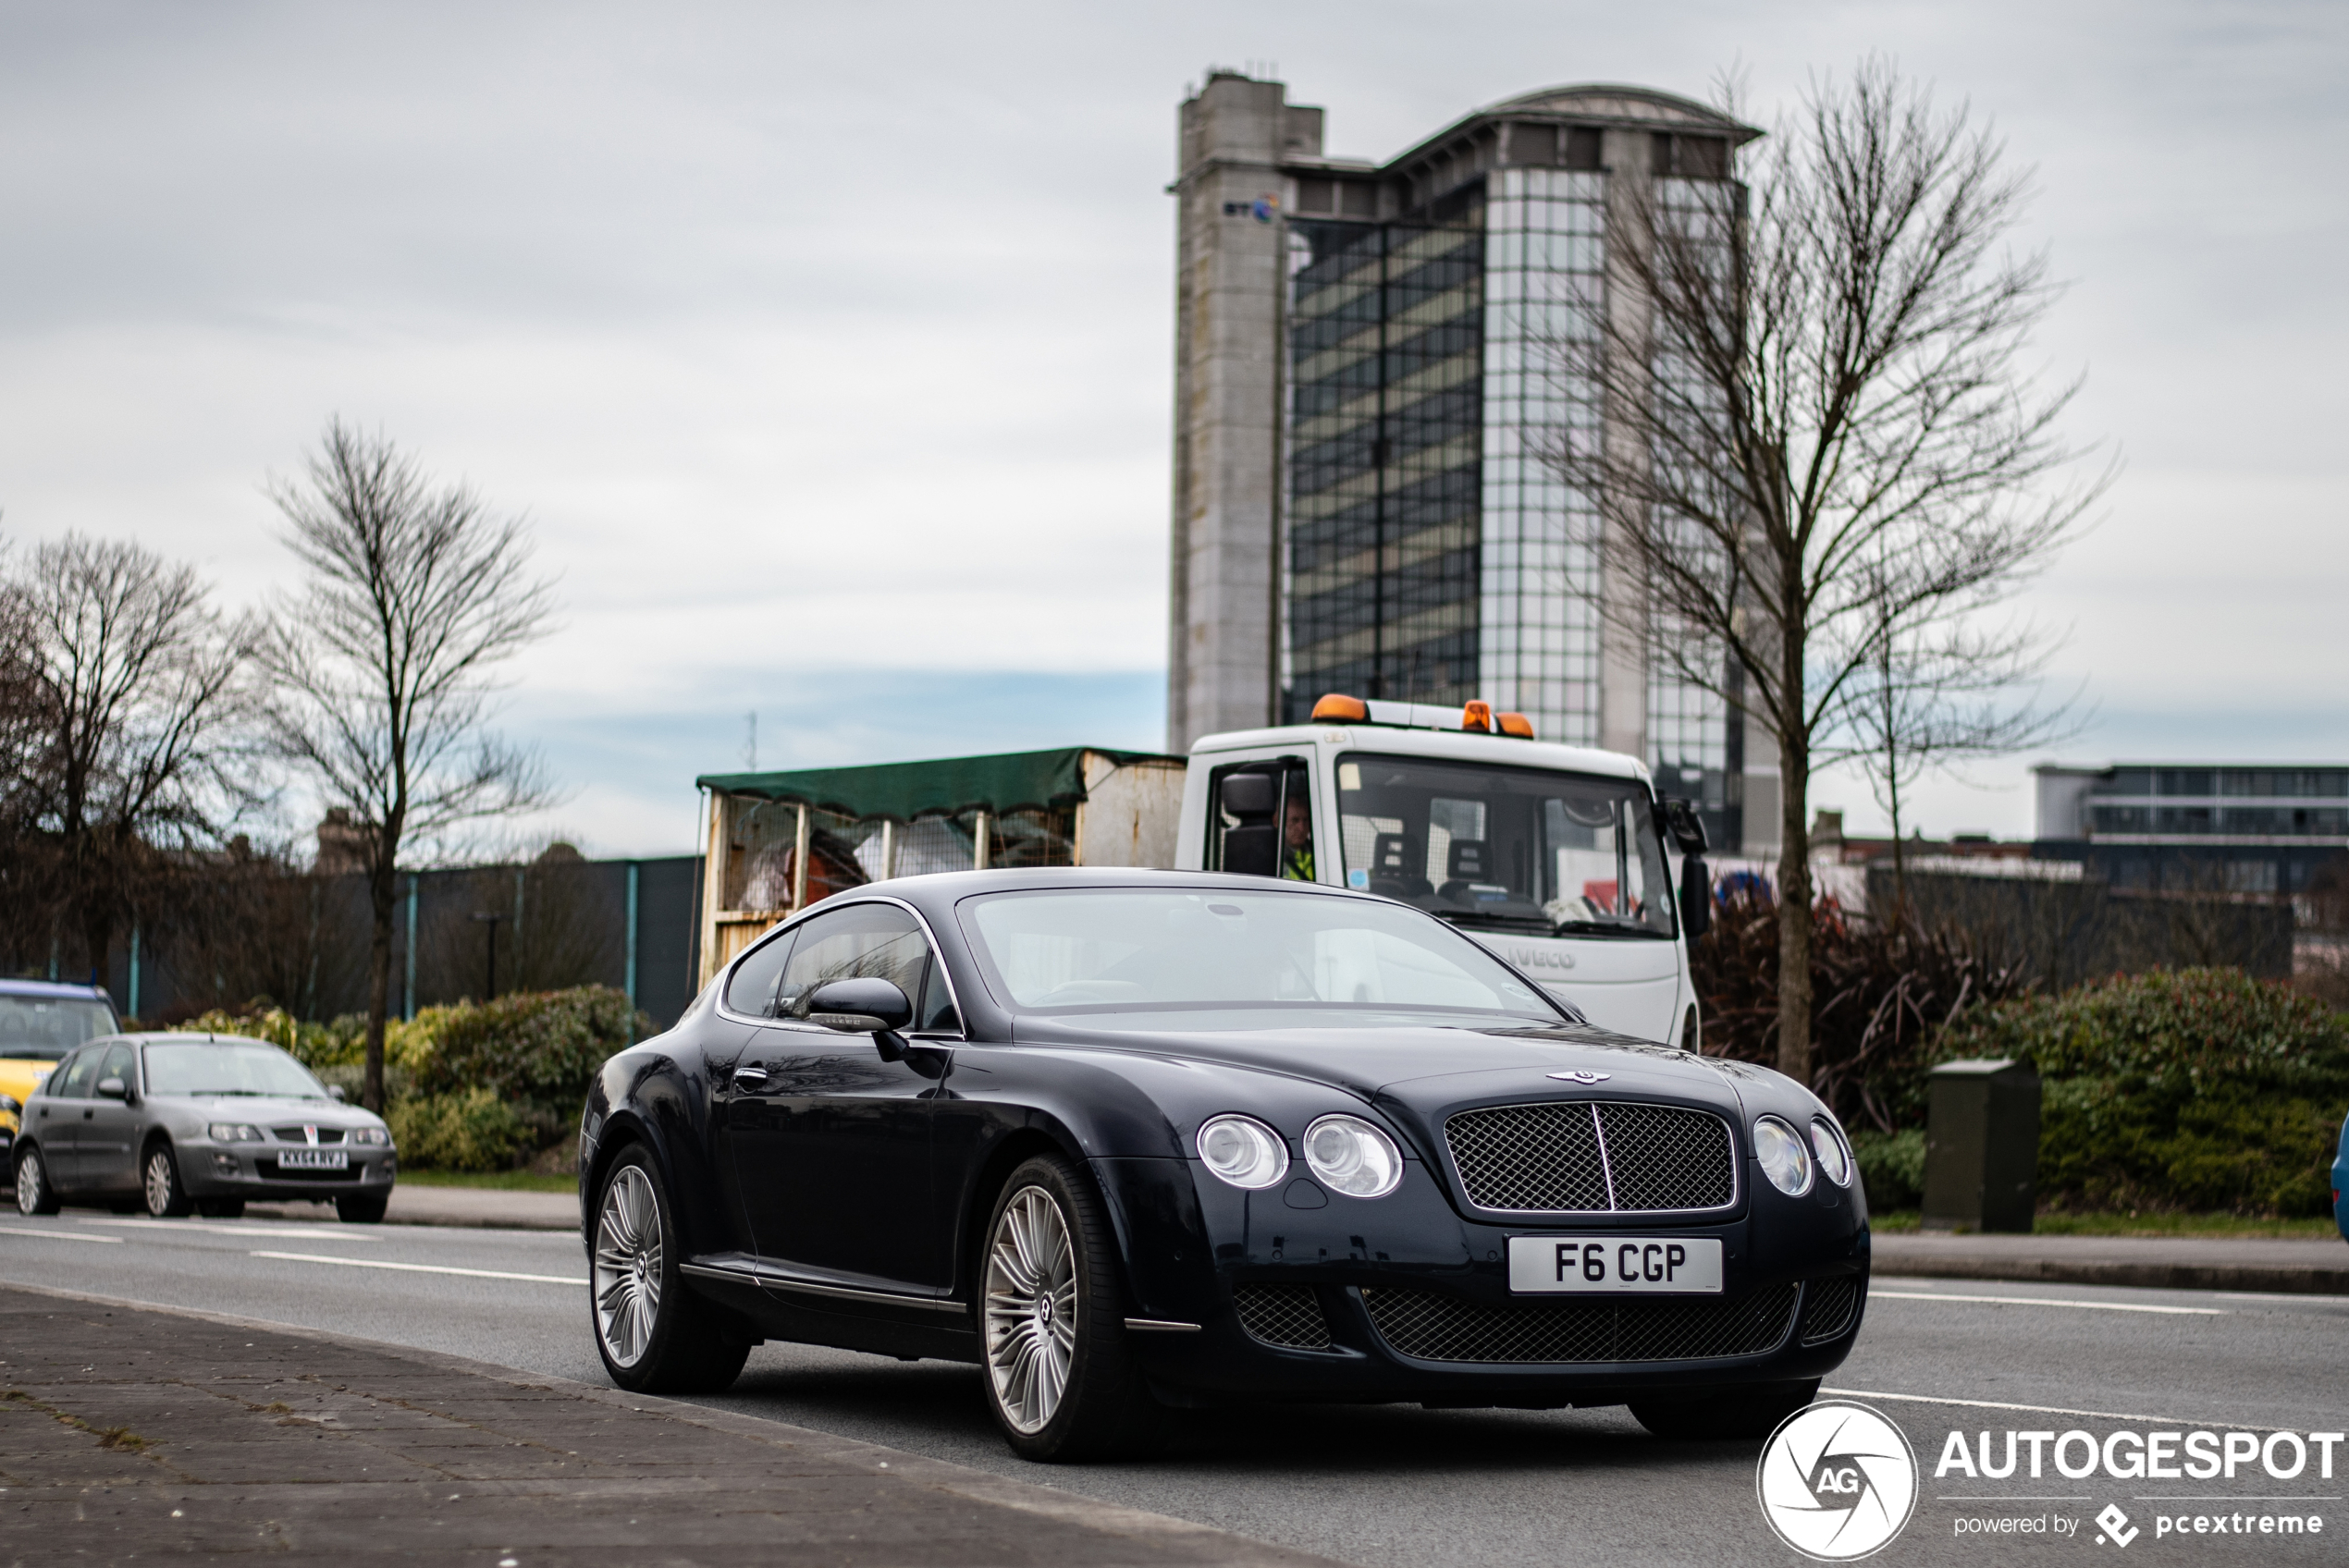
[1234,1284,1333,1350]
[1799,1276,1865,1344]
[1361,1282,1799,1365]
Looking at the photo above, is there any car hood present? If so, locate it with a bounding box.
[1009,1015,1763,1118]
[155,1094,386,1128]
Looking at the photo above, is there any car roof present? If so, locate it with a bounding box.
[813,865,1397,926]
[0,978,116,1004]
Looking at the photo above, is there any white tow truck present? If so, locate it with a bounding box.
[695,693,1712,1046]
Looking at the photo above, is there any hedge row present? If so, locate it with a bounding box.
[178,985,650,1171]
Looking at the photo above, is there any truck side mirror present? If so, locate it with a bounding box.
[1679,856,1713,942]
[1658,797,1710,856]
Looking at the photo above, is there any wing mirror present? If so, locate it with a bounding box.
[95,1076,128,1101]
[802,977,916,1061]
[327,1084,348,1102]
[0,1093,18,1115]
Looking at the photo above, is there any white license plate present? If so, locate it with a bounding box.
[1507,1236,1723,1294]
[277,1149,349,1170]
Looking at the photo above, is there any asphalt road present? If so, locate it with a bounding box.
[5,1207,2344,1566]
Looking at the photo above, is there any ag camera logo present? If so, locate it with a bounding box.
[1756,1401,1920,1561]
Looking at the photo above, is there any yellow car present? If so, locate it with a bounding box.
[0,981,123,1157]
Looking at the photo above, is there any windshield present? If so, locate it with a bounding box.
[0,996,119,1061]
[960,887,1565,1023]
[142,1041,329,1099]
[1335,753,1675,938]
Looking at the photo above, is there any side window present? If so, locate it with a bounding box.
[54,1048,100,1099]
[777,903,932,1020]
[97,1044,134,1087]
[916,962,961,1034]
[1207,760,1311,879]
[724,928,799,1018]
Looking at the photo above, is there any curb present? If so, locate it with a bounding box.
[1875,1256,2349,1296]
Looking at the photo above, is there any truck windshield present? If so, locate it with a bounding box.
[1335,753,1675,938]
[0,996,119,1061]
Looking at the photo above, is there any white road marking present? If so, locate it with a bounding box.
[86,1219,382,1242]
[0,1226,124,1244]
[1825,1387,2299,1433]
[1872,1288,2224,1317]
[250,1251,585,1286]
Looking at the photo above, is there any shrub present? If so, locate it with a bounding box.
[1937,968,2349,1217]
[174,1006,435,1073]
[411,985,650,1143]
[1691,888,2029,1133]
[387,1088,537,1172]
[1851,1129,1925,1211]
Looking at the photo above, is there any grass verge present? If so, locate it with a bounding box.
[1870,1209,2341,1239]
[395,1170,575,1194]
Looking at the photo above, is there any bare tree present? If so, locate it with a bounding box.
[1846,573,2083,912]
[262,421,556,1110]
[1542,60,2106,1084]
[3,534,257,987]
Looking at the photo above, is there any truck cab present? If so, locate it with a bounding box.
[1174,695,1709,1047]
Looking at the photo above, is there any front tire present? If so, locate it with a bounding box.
[143,1144,194,1218]
[15,1146,60,1216]
[335,1193,388,1223]
[1631,1378,1820,1439]
[980,1155,1164,1462]
[591,1145,750,1394]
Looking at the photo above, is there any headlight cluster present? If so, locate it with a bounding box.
[350,1127,391,1146]
[1753,1116,1814,1196]
[1197,1113,1406,1198]
[1809,1116,1853,1187]
[1197,1116,1287,1188]
[208,1122,264,1143]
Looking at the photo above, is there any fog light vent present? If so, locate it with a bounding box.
[1234,1284,1332,1350]
[1798,1276,1864,1344]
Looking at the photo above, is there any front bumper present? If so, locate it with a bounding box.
[187,1146,397,1200]
[1093,1156,1869,1404]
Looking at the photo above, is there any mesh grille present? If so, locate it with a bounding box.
[1799,1276,1864,1344]
[1595,1104,1735,1210]
[1362,1282,1799,1365]
[1234,1285,1333,1350]
[1444,1099,1734,1212]
[271,1126,345,1144]
[1444,1102,1609,1210]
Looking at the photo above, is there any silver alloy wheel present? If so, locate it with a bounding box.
[593,1165,663,1368]
[15,1153,40,1215]
[983,1184,1078,1434]
[144,1149,175,1216]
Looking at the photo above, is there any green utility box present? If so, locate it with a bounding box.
[1920,1058,2041,1232]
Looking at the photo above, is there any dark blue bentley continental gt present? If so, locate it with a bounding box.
[577,869,1869,1460]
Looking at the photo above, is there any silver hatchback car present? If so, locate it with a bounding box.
[13,1033,397,1222]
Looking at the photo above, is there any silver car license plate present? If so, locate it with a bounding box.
[277,1148,349,1170]
[1507,1236,1724,1294]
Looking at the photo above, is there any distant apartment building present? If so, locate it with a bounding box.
[1164,70,1777,852]
[2035,763,2349,895]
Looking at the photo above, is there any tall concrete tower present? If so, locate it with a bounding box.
[1165,71,1781,853]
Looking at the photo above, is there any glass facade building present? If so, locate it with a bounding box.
[2035,763,2349,895]
[1174,82,1761,846]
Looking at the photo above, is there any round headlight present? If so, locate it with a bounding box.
[1301,1115,1404,1198]
[1753,1116,1814,1196]
[1810,1116,1852,1187]
[1196,1115,1289,1189]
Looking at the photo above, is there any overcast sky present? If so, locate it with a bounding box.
[1,0,2341,855]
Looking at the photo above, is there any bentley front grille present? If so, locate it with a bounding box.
[1798,1276,1865,1344]
[1234,1284,1333,1350]
[1361,1282,1799,1365]
[1443,1101,1735,1212]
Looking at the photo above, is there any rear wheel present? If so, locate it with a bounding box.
[143,1144,194,1218]
[335,1193,387,1224]
[591,1146,750,1394]
[980,1155,1164,1462]
[1631,1378,1820,1439]
[14,1146,60,1216]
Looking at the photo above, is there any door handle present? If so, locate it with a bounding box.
[83,1109,94,1120]
[732,1067,769,1087]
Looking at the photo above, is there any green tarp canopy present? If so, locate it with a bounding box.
[696,747,1178,824]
